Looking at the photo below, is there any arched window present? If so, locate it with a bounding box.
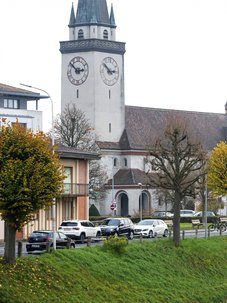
[103,29,108,39]
[78,29,84,39]
[124,158,127,167]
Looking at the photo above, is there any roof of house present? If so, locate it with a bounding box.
[0,83,48,100]
[107,168,154,187]
[56,144,100,160]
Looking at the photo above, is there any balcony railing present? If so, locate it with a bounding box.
[63,183,89,196]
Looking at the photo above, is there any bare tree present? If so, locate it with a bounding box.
[146,116,206,247]
[53,103,97,151]
[52,103,108,201]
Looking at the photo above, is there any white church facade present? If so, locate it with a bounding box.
[59,0,227,217]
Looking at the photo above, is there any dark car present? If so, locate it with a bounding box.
[26,230,75,253]
[99,217,134,239]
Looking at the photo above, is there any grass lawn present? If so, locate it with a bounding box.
[1,237,227,303]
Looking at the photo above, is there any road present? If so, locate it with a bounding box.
[0,228,226,257]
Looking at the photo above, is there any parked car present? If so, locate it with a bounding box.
[180,210,195,217]
[154,211,174,218]
[99,217,134,239]
[194,211,216,217]
[26,230,75,253]
[134,219,168,238]
[58,220,101,243]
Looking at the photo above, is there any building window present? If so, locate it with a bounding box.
[78,29,84,39]
[64,167,72,194]
[124,158,127,167]
[4,99,19,109]
[109,123,111,133]
[77,89,79,98]
[109,89,111,99]
[103,29,108,39]
[113,158,117,167]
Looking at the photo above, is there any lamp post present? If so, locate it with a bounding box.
[111,157,116,216]
[204,175,208,239]
[20,83,56,250]
[138,183,142,221]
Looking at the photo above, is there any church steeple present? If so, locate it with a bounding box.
[68,3,76,27]
[110,3,116,26]
[75,0,110,26]
[60,0,126,142]
[68,1,117,41]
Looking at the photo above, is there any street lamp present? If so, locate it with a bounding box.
[138,183,142,221]
[20,83,56,250]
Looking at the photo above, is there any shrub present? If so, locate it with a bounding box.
[89,204,100,216]
[102,236,128,255]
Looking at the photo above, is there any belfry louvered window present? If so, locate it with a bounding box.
[103,29,108,39]
[78,29,84,39]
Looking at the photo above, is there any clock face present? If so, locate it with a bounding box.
[100,57,119,86]
[67,56,89,85]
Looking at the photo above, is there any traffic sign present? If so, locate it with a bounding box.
[110,200,117,210]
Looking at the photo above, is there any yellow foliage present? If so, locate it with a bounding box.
[208,141,227,196]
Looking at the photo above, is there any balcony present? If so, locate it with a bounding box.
[62,183,89,197]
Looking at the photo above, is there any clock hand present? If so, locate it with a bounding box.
[70,63,84,74]
[103,63,113,75]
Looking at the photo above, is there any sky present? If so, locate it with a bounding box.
[1,0,227,131]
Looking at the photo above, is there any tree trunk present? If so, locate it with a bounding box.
[173,193,181,247]
[4,222,16,264]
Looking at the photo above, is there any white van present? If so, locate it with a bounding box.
[180,210,195,217]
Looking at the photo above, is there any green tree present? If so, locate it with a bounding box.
[146,116,206,247]
[208,141,227,196]
[0,123,65,264]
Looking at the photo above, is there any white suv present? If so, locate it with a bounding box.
[58,220,101,243]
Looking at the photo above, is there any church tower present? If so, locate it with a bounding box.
[60,0,126,142]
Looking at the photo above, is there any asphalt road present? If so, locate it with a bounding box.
[0,228,226,257]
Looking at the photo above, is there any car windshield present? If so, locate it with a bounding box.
[102,219,120,226]
[137,220,154,225]
[61,222,78,227]
[31,232,51,237]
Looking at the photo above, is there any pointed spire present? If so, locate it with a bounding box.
[75,0,110,25]
[68,3,76,27]
[109,3,116,26]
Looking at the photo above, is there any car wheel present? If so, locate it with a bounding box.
[128,230,133,240]
[163,229,168,237]
[80,233,85,244]
[96,231,101,238]
[70,243,75,249]
[148,230,153,238]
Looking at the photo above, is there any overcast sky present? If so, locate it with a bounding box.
[1,0,227,131]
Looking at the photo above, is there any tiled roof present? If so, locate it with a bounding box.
[0,83,47,100]
[56,144,100,160]
[96,141,121,150]
[0,83,34,94]
[120,105,227,151]
[108,169,151,186]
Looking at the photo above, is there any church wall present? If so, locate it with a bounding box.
[101,186,166,217]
